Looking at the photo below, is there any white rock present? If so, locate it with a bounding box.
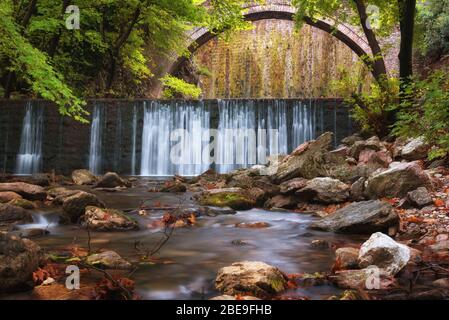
[358,232,411,276]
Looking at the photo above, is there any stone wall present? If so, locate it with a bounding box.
[192,19,372,99]
[0,99,355,175]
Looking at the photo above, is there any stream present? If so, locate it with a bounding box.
[11,180,366,300]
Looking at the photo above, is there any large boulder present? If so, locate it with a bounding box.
[310,200,398,234]
[0,182,46,201]
[71,169,97,185]
[215,261,288,298]
[83,206,138,231]
[270,132,333,183]
[0,192,22,203]
[0,233,43,293]
[198,188,255,211]
[94,172,130,189]
[296,178,350,204]
[365,162,432,199]
[62,191,105,222]
[0,203,32,224]
[86,251,132,270]
[358,232,411,276]
[401,137,430,161]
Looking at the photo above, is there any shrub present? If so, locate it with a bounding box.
[393,69,449,159]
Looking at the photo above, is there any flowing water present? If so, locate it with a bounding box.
[88,105,104,175]
[16,182,365,300]
[15,102,44,175]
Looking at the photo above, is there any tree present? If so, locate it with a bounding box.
[292,0,399,84]
[0,0,248,117]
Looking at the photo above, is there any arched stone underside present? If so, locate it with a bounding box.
[169,3,374,77]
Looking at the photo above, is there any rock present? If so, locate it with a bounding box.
[429,240,449,252]
[296,178,350,204]
[270,132,333,183]
[335,247,360,270]
[0,204,32,224]
[0,233,43,293]
[341,134,363,147]
[279,178,308,194]
[94,172,130,189]
[365,162,432,199]
[215,261,288,298]
[350,177,366,201]
[210,295,260,300]
[264,195,298,209]
[348,136,382,160]
[196,206,237,217]
[0,192,22,203]
[311,239,329,248]
[198,188,255,211]
[247,187,269,206]
[433,278,449,289]
[71,169,97,185]
[83,206,138,231]
[330,268,394,290]
[407,187,433,208]
[310,200,398,234]
[358,149,392,168]
[197,206,237,217]
[85,251,132,270]
[358,232,411,275]
[0,182,47,201]
[62,191,105,223]
[401,137,430,161]
[159,180,187,193]
[9,228,49,239]
[235,222,271,229]
[8,198,35,210]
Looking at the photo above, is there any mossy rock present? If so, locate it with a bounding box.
[8,198,35,209]
[199,192,255,211]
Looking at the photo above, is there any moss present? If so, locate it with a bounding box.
[9,198,35,209]
[199,192,255,211]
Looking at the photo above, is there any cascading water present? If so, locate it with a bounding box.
[131,104,138,176]
[15,102,44,175]
[216,100,257,173]
[88,104,104,174]
[292,101,315,149]
[140,101,210,176]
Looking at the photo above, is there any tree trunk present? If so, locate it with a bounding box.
[398,0,416,82]
[353,0,388,81]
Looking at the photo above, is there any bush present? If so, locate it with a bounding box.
[393,70,449,159]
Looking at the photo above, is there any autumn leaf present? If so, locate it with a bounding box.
[434,198,445,207]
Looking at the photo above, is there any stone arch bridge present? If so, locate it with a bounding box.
[169,0,375,76]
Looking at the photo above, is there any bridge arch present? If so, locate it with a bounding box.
[169,3,374,78]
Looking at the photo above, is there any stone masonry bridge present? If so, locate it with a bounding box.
[169,0,376,76]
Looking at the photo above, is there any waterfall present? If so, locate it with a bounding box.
[15,102,44,175]
[88,104,104,174]
[131,104,138,176]
[216,100,257,173]
[140,101,210,176]
[292,101,314,149]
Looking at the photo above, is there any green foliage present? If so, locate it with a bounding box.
[0,0,87,121]
[415,0,449,59]
[161,75,202,99]
[393,70,449,159]
[349,78,399,137]
[0,0,247,119]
